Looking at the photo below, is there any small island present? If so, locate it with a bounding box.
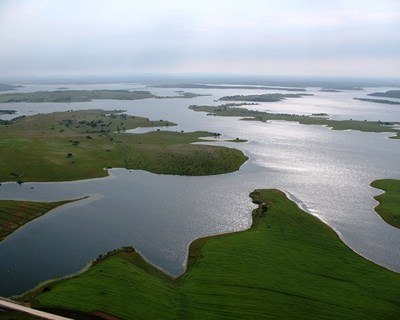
[0,109,17,115]
[319,89,342,92]
[189,104,400,138]
[0,83,23,91]
[152,83,307,91]
[218,93,312,102]
[354,97,400,105]
[368,90,400,99]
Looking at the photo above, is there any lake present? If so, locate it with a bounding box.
[0,84,399,296]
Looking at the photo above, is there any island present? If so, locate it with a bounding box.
[319,89,342,92]
[219,93,312,102]
[0,83,23,91]
[368,90,400,99]
[0,89,207,103]
[0,109,17,115]
[353,97,400,105]
[152,83,307,91]
[189,104,400,138]
[0,109,247,182]
[17,189,400,319]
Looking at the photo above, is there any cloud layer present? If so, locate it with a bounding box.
[1,0,399,79]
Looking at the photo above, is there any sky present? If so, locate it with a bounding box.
[0,0,399,80]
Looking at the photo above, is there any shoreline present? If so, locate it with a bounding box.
[17,189,400,319]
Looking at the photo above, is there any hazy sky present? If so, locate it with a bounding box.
[1,0,399,79]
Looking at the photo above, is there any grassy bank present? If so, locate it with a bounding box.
[22,189,400,319]
[189,104,400,138]
[0,110,247,181]
[371,179,400,228]
[0,199,82,242]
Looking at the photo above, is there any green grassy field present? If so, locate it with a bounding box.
[22,189,400,319]
[219,93,312,102]
[0,89,206,103]
[0,110,247,181]
[371,179,400,228]
[189,104,400,138]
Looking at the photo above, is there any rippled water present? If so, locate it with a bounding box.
[0,84,399,296]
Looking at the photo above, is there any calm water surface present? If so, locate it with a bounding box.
[0,84,399,296]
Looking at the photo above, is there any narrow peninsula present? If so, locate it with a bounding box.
[371,179,400,228]
[219,93,312,102]
[189,104,400,138]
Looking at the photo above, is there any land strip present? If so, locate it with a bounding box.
[219,93,312,102]
[189,104,400,138]
[368,90,400,99]
[0,89,205,103]
[354,97,400,105]
[371,179,400,228]
[152,84,307,91]
[20,189,400,319]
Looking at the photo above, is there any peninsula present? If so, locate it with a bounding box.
[18,189,400,320]
[189,104,400,138]
[219,93,312,102]
[371,179,400,229]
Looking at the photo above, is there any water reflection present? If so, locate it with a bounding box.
[0,84,399,296]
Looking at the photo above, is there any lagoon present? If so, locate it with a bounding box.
[0,84,399,296]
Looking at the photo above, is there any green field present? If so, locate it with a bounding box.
[21,189,400,320]
[0,109,247,182]
[0,89,205,103]
[189,104,400,138]
[371,179,400,228]
[219,93,312,102]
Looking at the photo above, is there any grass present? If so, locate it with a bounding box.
[0,110,247,181]
[219,93,312,102]
[0,90,206,103]
[21,189,400,319]
[0,199,81,242]
[189,104,400,138]
[371,179,400,228]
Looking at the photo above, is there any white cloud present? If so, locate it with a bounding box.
[0,0,399,78]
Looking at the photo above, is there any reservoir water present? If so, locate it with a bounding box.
[0,84,399,296]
